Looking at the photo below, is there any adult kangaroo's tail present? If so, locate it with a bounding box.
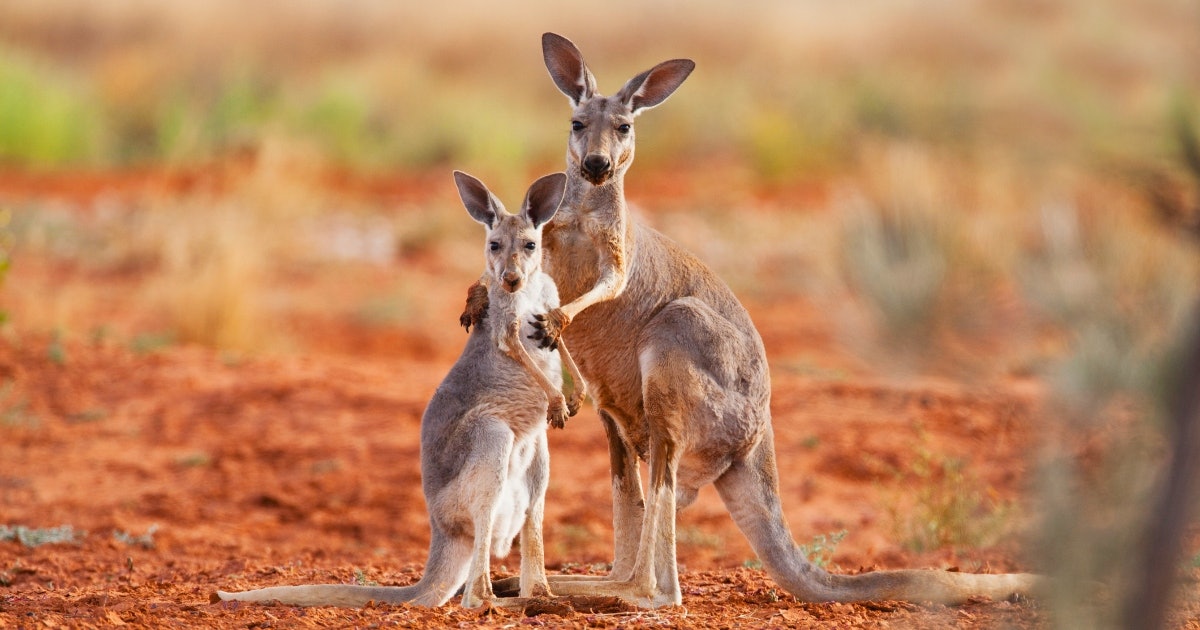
[713,427,1040,604]
[216,533,471,608]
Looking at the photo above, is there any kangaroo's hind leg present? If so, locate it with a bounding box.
[599,407,645,581]
[544,349,688,608]
[492,406,644,601]
[547,297,764,607]
[516,431,552,597]
[457,418,516,608]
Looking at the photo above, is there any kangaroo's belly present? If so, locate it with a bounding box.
[427,417,548,552]
[489,432,546,557]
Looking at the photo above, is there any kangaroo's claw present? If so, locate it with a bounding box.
[529,309,570,350]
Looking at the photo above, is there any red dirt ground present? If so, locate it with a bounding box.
[0,170,1197,628]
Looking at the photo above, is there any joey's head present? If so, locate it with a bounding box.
[542,32,694,187]
[454,170,567,294]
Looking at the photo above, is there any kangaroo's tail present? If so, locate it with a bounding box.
[216,532,472,608]
[713,426,1040,604]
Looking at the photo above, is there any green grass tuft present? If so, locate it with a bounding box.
[352,569,379,587]
[798,530,847,568]
[886,440,1018,554]
[0,49,105,168]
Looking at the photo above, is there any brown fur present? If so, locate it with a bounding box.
[471,33,1040,608]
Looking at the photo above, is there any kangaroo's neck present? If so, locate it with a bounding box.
[487,284,522,324]
[561,172,626,222]
[486,271,552,327]
[484,282,523,351]
[542,171,639,306]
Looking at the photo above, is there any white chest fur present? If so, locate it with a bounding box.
[489,271,563,384]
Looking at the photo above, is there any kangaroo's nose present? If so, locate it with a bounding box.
[503,271,522,292]
[582,154,611,178]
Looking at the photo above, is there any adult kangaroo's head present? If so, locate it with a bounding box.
[455,170,566,294]
[542,33,694,187]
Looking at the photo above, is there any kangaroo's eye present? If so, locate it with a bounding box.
[617,123,631,134]
[489,242,500,252]
[524,242,537,251]
[571,120,585,132]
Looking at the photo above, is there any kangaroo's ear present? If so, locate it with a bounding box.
[453,170,501,229]
[542,32,597,106]
[616,58,695,116]
[523,172,567,228]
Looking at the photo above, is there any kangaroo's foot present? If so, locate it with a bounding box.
[485,593,633,616]
[492,570,623,598]
[460,282,489,332]
[493,574,667,608]
[529,309,570,350]
[488,577,557,599]
[546,577,677,609]
[491,576,521,597]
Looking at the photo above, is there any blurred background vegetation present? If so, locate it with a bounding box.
[0,0,1194,179]
[1,0,1199,626]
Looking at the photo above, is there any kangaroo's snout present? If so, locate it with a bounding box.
[581,154,612,185]
[502,270,523,292]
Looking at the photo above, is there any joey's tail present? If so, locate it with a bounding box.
[713,427,1040,605]
[216,583,430,608]
[216,532,472,608]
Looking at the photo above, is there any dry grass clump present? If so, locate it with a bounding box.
[831,129,1199,625]
[833,142,1028,376]
[886,444,1019,555]
[1018,193,1199,628]
[150,198,265,351]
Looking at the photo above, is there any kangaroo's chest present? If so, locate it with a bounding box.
[543,217,604,304]
[491,274,563,382]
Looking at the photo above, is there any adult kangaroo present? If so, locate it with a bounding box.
[466,32,1037,608]
[218,171,585,608]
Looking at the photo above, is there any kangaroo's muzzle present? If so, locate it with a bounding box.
[503,271,523,292]
[581,154,613,185]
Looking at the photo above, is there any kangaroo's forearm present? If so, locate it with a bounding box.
[555,213,628,320]
[504,322,565,401]
[560,260,627,321]
[555,339,586,400]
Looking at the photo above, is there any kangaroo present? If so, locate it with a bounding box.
[464,32,1039,608]
[217,171,586,609]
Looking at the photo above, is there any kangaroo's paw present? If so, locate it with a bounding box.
[547,396,569,429]
[460,282,490,332]
[529,308,570,349]
[566,391,584,417]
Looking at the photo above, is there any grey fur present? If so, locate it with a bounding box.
[216,172,585,608]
